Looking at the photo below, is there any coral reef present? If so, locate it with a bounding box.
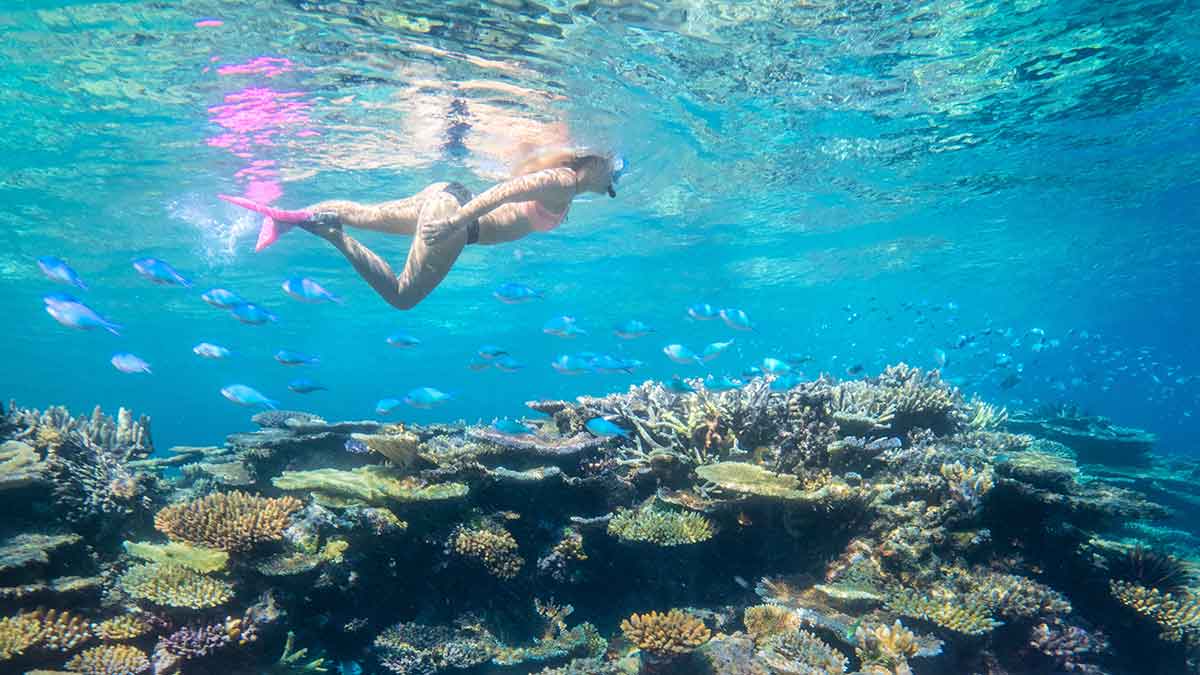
[154,491,303,551]
[1009,404,1156,465]
[1,369,1198,674]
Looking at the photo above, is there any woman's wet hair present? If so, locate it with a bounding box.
[512,147,611,177]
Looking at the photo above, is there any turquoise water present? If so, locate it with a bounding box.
[2,0,1198,452]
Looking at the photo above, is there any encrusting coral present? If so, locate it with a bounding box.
[154,491,303,552]
[64,644,150,674]
[119,562,234,609]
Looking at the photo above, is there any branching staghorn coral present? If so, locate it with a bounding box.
[835,365,964,436]
[939,461,994,511]
[884,588,1002,635]
[119,562,234,609]
[0,608,93,660]
[607,503,714,546]
[449,523,524,579]
[537,528,587,582]
[154,491,303,552]
[374,620,496,674]
[1110,580,1200,641]
[855,620,919,674]
[64,644,151,674]
[264,631,329,674]
[964,397,1008,432]
[620,609,710,658]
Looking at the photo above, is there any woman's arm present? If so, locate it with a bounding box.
[447,168,576,228]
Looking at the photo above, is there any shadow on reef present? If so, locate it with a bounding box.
[2,364,1199,674]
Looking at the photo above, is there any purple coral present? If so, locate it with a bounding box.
[1030,621,1108,672]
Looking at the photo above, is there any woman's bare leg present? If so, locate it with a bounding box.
[308,182,451,235]
[307,188,469,310]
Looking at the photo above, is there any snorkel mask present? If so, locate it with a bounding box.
[608,154,627,197]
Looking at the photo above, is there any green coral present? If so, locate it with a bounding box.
[608,504,714,546]
[272,465,467,508]
[885,588,1002,635]
[118,562,233,609]
[122,540,228,573]
[263,631,328,674]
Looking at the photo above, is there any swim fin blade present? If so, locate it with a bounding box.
[255,216,295,252]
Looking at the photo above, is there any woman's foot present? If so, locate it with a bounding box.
[299,212,343,240]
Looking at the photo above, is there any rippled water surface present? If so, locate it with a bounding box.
[2,0,1198,450]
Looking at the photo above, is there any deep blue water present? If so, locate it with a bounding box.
[2,0,1197,454]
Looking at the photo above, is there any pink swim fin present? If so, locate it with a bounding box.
[218,194,313,253]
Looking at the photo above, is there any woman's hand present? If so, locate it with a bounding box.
[420,215,465,246]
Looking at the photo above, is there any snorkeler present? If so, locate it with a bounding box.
[220,149,624,310]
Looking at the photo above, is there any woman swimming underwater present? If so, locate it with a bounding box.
[220,149,625,310]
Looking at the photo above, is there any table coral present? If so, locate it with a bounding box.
[154,491,302,552]
[64,644,150,674]
[119,562,233,609]
[122,540,228,573]
[272,465,467,508]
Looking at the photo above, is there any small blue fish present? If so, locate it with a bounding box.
[585,417,630,438]
[193,342,232,360]
[387,333,421,348]
[282,276,342,304]
[201,288,243,309]
[230,302,277,325]
[275,350,319,366]
[220,384,277,409]
[590,354,635,375]
[934,348,948,368]
[133,257,191,287]
[493,282,542,304]
[705,375,743,392]
[288,378,327,393]
[467,357,492,371]
[375,398,402,415]
[663,344,702,365]
[551,354,592,375]
[492,419,535,435]
[666,375,697,394]
[742,366,763,379]
[344,439,370,454]
[478,345,508,360]
[494,355,525,373]
[404,387,451,409]
[770,374,801,392]
[720,308,754,331]
[337,661,362,675]
[687,303,718,320]
[845,364,864,377]
[37,256,87,289]
[43,296,120,335]
[701,340,735,362]
[762,358,792,375]
[543,316,586,338]
[111,353,151,374]
[614,320,654,339]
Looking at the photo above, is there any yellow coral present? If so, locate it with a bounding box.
[65,644,150,674]
[451,525,524,579]
[0,612,43,660]
[551,530,587,562]
[742,604,802,643]
[885,588,1001,635]
[122,540,228,573]
[154,491,302,552]
[1111,580,1200,641]
[119,562,233,609]
[607,506,714,546]
[32,608,93,652]
[620,609,711,656]
[93,615,151,641]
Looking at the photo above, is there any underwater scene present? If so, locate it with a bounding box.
[2,1,1200,674]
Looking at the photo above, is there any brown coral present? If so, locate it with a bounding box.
[1111,579,1200,641]
[451,525,524,579]
[65,644,150,674]
[743,604,802,643]
[119,563,233,609]
[154,491,303,552]
[0,608,92,660]
[0,612,43,660]
[620,609,711,657]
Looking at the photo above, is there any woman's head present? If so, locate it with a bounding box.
[513,147,620,196]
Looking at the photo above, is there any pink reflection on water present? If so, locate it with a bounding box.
[206,55,313,215]
[218,56,294,78]
[195,19,224,28]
